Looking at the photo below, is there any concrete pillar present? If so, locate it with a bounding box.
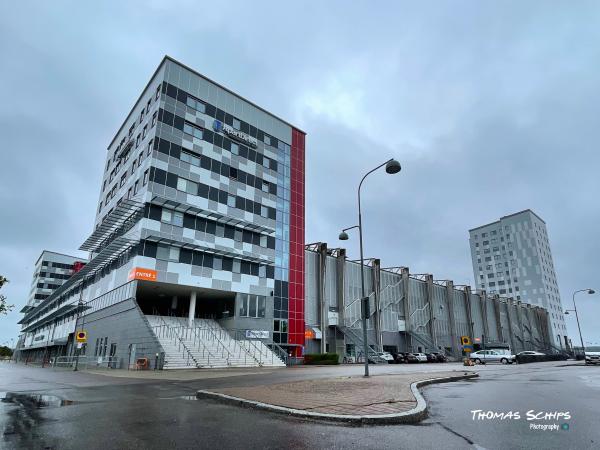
[401,267,411,351]
[317,243,328,354]
[504,299,517,353]
[493,295,503,342]
[335,248,347,357]
[425,275,436,350]
[188,291,197,327]
[446,281,459,357]
[464,286,474,339]
[372,259,383,352]
[171,296,178,310]
[480,291,490,345]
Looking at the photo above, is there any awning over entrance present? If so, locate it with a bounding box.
[305,326,322,340]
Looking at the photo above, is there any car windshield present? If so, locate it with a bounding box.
[586,346,600,352]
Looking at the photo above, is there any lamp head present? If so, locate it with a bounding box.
[564,311,569,315]
[588,289,595,295]
[385,159,401,174]
[338,231,349,241]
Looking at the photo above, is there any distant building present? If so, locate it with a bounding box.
[24,250,87,310]
[468,210,567,348]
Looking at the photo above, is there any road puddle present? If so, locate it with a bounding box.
[0,392,73,408]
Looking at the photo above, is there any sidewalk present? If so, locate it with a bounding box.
[197,370,478,423]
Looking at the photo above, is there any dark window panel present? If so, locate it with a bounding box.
[224,113,233,126]
[166,84,177,99]
[195,217,207,232]
[205,104,216,117]
[158,138,170,155]
[148,204,162,221]
[239,145,248,159]
[205,221,216,235]
[165,172,178,189]
[180,248,193,264]
[203,254,213,268]
[240,122,249,134]
[216,109,225,122]
[222,257,233,272]
[268,208,276,220]
[192,251,203,266]
[173,114,184,131]
[224,225,235,239]
[235,197,245,210]
[183,214,195,229]
[213,133,223,148]
[208,187,219,202]
[176,89,187,104]
[218,190,227,204]
[249,125,257,138]
[170,143,181,160]
[197,183,209,198]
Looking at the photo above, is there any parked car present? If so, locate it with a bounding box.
[431,352,448,363]
[413,353,429,363]
[516,351,546,357]
[585,350,600,365]
[470,350,515,364]
[391,352,406,364]
[377,352,395,364]
[404,353,419,363]
[425,353,438,363]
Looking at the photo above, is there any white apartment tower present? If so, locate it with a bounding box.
[469,210,567,349]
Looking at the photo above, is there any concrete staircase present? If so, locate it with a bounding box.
[146,315,285,369]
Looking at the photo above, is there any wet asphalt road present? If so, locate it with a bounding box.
[1,361,598,450]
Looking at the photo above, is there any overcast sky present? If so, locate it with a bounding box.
[1,1,599,347]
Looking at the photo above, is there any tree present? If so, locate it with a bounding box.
[0,275,13,315]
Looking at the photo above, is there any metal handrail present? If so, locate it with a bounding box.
[152,316,199,367]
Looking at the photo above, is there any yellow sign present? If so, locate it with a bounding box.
[76,331,87,343]
[128,267,157,282]
[461,336,472,346]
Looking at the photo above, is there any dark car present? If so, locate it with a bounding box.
[391,352,406,364]
[426,353,438,363]
[429,352,447,363]
[405,353,420,363]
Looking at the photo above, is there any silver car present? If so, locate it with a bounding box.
[470,350,515,364]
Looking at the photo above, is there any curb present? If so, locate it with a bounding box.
[196,372,479,425]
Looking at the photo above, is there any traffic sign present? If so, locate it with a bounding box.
[76,331,87,343]
[463,344,474,353]
[461,336,471,346]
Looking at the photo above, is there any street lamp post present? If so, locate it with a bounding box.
[564,288,595,356]
[339,158,401,377]
[73,281,86,372]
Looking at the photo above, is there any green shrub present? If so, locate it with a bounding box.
[304,353,339,365]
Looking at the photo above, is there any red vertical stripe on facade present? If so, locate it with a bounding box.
[288,128,305,357]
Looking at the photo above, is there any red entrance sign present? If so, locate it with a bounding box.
[128,267,157,282]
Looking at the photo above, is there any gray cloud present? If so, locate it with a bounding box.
[2,1,600,346]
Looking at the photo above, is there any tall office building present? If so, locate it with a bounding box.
[17,56,305,365]
[468,210,567,348]
[25,251,87,310]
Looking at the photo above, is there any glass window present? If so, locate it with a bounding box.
[183,122,203,139]
[231,143,239,155]
[249,295,257,317]
[173,211,183,227]
[156,244,169,260]
[260,235,267,247]
[239,294,248,317]
[264,135,271,146]
[161,209,172,223]
[143,169,149,186]
[227,195,236,207]
[233,118,241,130]
[234,229,242,241]
[169,247,180,261]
